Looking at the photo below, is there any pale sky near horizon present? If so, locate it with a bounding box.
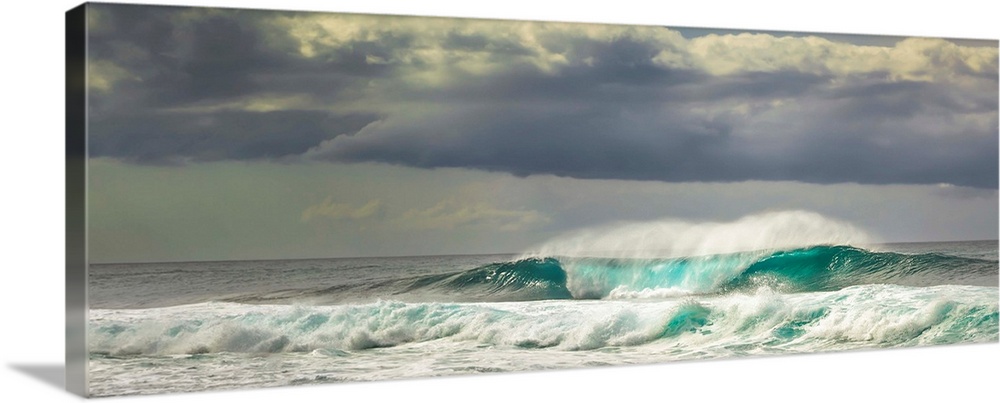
[85,4,998,263]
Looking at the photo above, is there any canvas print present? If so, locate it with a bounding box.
[71,2,998,397]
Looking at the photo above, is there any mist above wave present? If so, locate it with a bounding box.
[521,210,874,260]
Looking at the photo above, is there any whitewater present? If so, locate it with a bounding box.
[87,211,999,396]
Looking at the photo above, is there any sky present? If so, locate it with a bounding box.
[85,3,999,263]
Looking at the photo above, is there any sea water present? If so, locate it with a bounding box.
[88,240,999,396]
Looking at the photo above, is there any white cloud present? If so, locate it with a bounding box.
[162,94,323,114]
[684,34,997,81]
[399,199,549,231]
[88,59,139,92]
[272,13,996,83]
[301,198,385,222]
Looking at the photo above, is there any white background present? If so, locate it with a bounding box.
[1,0,997,402]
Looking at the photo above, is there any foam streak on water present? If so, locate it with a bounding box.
[89,284,998,396]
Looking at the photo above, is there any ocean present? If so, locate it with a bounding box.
[88,240,999,396]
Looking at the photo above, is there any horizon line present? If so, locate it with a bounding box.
[90,238,999,265]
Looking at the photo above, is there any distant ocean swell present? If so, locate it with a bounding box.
[90,284,998,356]
[222,245,999,304]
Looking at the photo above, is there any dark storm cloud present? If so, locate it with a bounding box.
[89,110,378,163]
[88,5,391,162]
[90,5,284,104]
[88,4,999,188]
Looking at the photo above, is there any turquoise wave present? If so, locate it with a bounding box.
[224,245,997,304]
[402,257,572,300]
[724,245,998,292]
[438,245,998,300]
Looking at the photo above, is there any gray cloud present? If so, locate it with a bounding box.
[90,110,378,163]
[88,4,999,188]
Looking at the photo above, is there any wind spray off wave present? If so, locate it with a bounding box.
[209,212,994,304]
[517,210,874,298]
[523,210,874,260]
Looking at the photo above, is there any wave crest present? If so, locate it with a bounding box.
[225,245,997,304]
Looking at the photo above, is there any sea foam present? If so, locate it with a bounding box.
[89,284,998,357]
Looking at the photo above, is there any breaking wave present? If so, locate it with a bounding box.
[90,284,998,356]
[225,245,997,304]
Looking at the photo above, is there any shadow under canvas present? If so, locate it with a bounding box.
[9,364,66,391]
